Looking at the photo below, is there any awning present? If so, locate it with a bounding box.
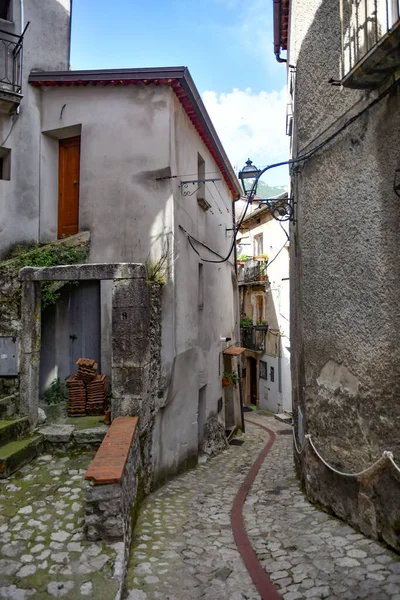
[223,347,246,356]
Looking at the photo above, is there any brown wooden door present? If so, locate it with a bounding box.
[58,136,81,238]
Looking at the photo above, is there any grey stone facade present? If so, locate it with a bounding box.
[288,0,400,550]
[85,429,142,544]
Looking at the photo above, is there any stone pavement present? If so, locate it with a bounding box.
[0,451,124,600]
[125,414,400,600]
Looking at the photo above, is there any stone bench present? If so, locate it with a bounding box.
[85,416,141,542]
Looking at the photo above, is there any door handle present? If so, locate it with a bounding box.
[69,334,77,340]
[73,181,78,185]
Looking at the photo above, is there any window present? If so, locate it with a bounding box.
[197,154,210,211]
[260,361,268,380]
[270,366,275,382]
[0,148,11,180]
[0,1,12,21]
[254,233,263,256]
[198,263,204,310]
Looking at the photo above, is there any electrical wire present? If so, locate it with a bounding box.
[1,115,18,147]
[212,180,232,214]
[182,77,400,265]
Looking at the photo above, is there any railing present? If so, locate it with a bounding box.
[340,0,400,76]
[240,324,268,352]
[0,28,23,94]
[243,260,267,283]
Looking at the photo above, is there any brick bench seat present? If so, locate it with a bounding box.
[84,415,141,542]
[85,416,139,484]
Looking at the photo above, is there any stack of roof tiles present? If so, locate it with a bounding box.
[66,358,107,417]
[66,376,87,417]
[76,358,98,382]
[86,374,107,416]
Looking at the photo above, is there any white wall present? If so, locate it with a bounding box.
[0,0,71,257]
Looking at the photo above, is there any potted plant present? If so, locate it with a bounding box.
[222,371,240,387]
[237,253,251,266]
[255,253,268,262]
[255,320,268,331]
[240,316,253,327]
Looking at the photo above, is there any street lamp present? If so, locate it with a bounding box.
[238,158,294,222]
[238,159,262,196]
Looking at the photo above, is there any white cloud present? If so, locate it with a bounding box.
[202,86,289,184]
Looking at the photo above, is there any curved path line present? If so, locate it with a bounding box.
[231,418,282,600]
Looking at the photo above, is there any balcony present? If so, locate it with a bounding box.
[0,28,23,114]
[340,0,400,89]
[240,324,268,352]
[237,259,267,285]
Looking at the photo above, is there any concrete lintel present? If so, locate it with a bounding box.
[19,263,146,281]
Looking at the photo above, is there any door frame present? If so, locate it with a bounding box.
[58,135,81,239]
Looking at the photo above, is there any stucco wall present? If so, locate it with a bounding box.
[289,0,400,550]
[38,83,240,482]
[0,0,71,257]
[151,91,239,480]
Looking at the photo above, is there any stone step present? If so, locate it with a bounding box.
[0,395,17,419]
[0,417,30,447]
[0,434,44,479]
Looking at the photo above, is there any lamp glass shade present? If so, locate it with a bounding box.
[238,159,261,195]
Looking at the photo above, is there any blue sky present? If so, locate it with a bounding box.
[71,0,288,186]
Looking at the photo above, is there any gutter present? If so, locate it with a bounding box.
[273,0,288,63]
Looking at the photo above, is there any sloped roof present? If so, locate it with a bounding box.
[29,66,241,199]
[273,0,290,55]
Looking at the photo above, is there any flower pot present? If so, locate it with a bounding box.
[259,275,265,281]
[222,377,231,387]
[104,409,111,424]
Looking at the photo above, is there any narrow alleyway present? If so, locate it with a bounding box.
[125,414,400,600]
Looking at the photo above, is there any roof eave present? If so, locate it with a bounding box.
[29,66,242,199]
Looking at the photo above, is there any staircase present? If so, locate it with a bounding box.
[0,395,44,478]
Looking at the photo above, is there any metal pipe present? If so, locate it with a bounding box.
[19,0,24,81]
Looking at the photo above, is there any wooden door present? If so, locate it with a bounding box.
[58,136,80,238]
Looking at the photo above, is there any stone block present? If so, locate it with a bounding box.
[39,424,74,443]
[19,263,146,281]
[73,427,108,445]
[112,278,150,308]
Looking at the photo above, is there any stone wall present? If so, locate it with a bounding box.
[85,428,142,543]
[289,0,400,551]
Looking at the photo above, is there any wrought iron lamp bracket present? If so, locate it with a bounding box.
[180,178,221,197]
[254,196,295,222]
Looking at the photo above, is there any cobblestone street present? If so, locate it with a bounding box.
[125,414,400,600]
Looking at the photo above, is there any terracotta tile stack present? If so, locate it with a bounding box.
[66,358,107,417]
[66,375,87,417]
[76,358,98,383]
[86,374,107,416]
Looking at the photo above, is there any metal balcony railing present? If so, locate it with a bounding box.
[243,260,267,283]
[240,324,268,352]
[0,28,23,95]
[340,0,400,78]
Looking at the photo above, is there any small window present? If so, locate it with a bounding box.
[270,366,275,382]
[0,1,12,21]
[198,263,204,310]
[254,233,263,256]
[0,148,11,180]
[260,361,268,380]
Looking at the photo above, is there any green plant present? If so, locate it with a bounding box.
[146,237,172,286]
[240,316,253,327]
[223,371,240,386]
[237,254,251,262]
[0,241,89,308]
[258,253,268,259]
[43,377,67,405]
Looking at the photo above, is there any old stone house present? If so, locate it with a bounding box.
[0,0,243,486]
[236,197,291,414]
[274,0,400,549]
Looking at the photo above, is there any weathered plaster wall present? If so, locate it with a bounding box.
[289,0,400,549]
[38,83,239,484]
[150,91,240,482]
[0,0,71,257]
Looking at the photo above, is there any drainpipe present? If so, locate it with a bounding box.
[273,0,287,63]
[19,0,24,82]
